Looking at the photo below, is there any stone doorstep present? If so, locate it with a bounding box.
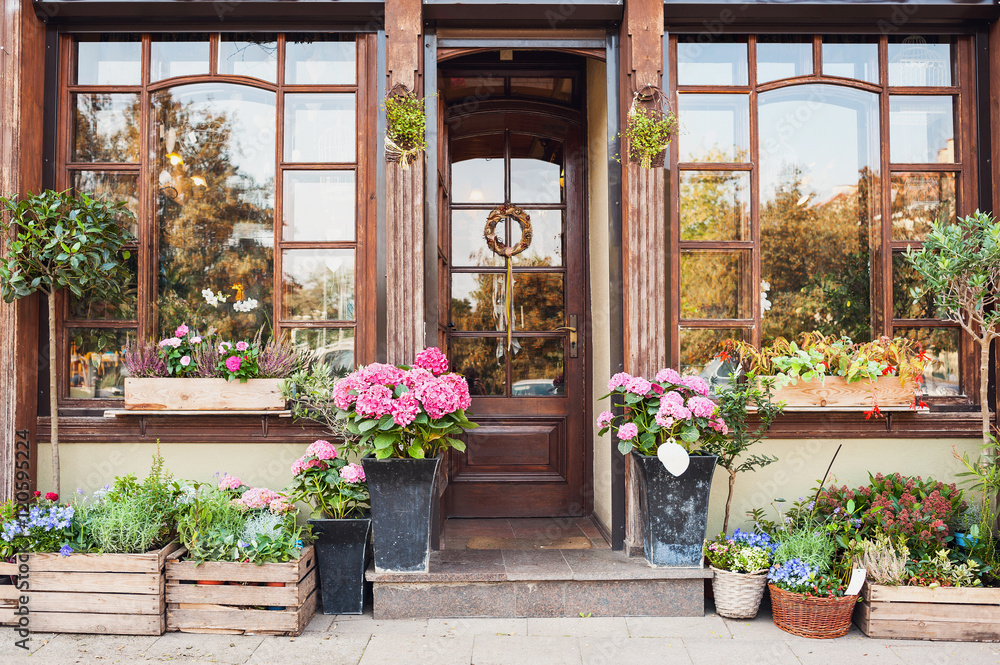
[367,549,712,619]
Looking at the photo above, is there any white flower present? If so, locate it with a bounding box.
[233,298,259,313]
[190,336,202,344]
[202,288,219,308]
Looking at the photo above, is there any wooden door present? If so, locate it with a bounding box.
[445,101,587,517]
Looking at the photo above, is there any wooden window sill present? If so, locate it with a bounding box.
[38,415,329,443]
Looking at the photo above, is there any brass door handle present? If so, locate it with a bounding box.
[553,315,579,358]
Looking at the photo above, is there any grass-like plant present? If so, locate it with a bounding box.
[772,528,838,573]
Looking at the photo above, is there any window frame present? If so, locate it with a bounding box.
[667,32,978,408]
[55,31,377,410]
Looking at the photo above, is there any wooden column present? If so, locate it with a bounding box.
[384,0,426,364]
[0,0,44,500]
[991,20,1000,430]
[620,0,665,553]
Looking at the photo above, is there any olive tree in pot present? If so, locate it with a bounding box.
[0,190,133,495]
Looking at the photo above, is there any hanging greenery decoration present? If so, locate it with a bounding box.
[384,83,428,169]
[623,85,678,169]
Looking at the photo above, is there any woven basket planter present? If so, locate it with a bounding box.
[769,584,858,639]
[711,567,768,619]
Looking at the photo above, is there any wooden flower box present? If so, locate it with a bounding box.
[0,543,180,635]
[165,545,317,636]
[855,582,1000,642]
[124,377,286,411]
[765,376,918,409]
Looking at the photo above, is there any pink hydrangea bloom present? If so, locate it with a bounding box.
[175,324,189,337]
[355,384,394,418]
[655,368,682,385]
[414,375,465,419]
[686,395,717,418]
[681,375,710,396]
[597,410,613,428]
[655,412,675,428]
[306,439,338,461]
[391,392,421,427]
[626,376,652,395]
[618,423,639,440]
[608,372,633,391]
[414,347,449,375]
[190,336,202,344]
[225,355,242,372]
[235,341,249,352]
[339,463,366,484]
[662,390,685,406]
[233,487,282,510]
[160,337,182,348]
[333,375,367,410]
[359,363,406,387]
[268,498,294,514]
[291,456,330,475]
[218,473,245,491]
[403,367,435,390]
[440,372,472,410]
[709,418,729,435]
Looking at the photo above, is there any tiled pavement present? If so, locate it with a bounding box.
[4,600,1000,664]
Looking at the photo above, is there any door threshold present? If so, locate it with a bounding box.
[442,517,610,551]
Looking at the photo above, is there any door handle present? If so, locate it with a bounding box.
[553,314,579,358]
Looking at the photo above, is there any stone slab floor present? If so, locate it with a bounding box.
[2,603,998,665]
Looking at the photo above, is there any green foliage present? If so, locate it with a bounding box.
[622,107,677,169]
[773,528,838,573]
[954,438,1000,582]
[909,549,982,588]
[282,363,353,446]
[285,447,369,520]
[0,189,134,303]
[384,88,429,167]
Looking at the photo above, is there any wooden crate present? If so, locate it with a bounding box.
[0,560,19,627]
[124,377,286,411]
[166,545,317,636]
[768,376,917,409]
[0,543,179,635]
[856,582,1000,642]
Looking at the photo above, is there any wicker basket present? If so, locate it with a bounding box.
[711,566,769,619]
[768,584,858,639]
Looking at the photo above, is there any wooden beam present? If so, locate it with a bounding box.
[0,0,45,500]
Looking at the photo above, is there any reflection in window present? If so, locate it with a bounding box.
[73,94,140,162]
[889,96,955,164]
[511,337,564,396]
[680,328,745,391]
[70,253,138,321]
[285,35,356,85]
[677,36,748,86]
[218,35,278,82]
[891,172,956,240]
[677,94,750,163]
[282,171,355,241]
[889,37,954,87]
[288,327,354,375]
[759,85,878,344]
[680,171,750,241]
[71,171,140,234]
[452,210,503,268]
[823,37,878,84]
[68,329,133,399]
[450,337,506,396]
[513,210,562,267]
[893,254,939,319]
[282,249,355,321]
[510,134,563,204]
[75,35,141,86]
[451,135,504,203]
[284,94,356,163]
[442,77,504,104]
[509,78,573,103]
[451,272,563,332]
[153,83,276,340]
[681,251,752,319]
[895,327,961,396]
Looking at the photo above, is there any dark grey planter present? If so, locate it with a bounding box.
[632,451,717,568]
[362,456,441,573]
[307,517,371,615]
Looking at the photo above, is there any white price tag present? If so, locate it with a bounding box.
[846,568,867,596]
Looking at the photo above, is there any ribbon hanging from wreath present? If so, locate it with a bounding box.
[483,204,533,351]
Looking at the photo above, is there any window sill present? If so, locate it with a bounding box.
[755,408,987,439]
[38,414,329,443]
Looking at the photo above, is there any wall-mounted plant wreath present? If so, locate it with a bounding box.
[623,85,678,169]
[384,83,428,169]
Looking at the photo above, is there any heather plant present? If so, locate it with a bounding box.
[190,340,224,378]
[122,338,167,378]
[258,334,307,379]
[856,532,909,586]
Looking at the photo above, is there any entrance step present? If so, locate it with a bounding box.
[366,549,712,619]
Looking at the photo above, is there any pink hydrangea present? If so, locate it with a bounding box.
[175,324,189,337]
[687,395,717,418]
[339,463,366,484]
[235,341,249,352]
[618,423,639,441]
[355,384,394,418]
[597,410,613,428]
[218,473,245,491]
[391,392,421,427]
[403,367,435,390]
[233,487,282,510]
[655,412,675,428]
[681,375,710,396]
[159,337,182,348]
[661,390,685,407]
[440,372,472,410]
[333,375,367,410]
[655,368,682,385]
[358,363,406,387]
[306,439,338,461]
[268,498,294,514]
[709,418,729,435]
[291,456,329,475]
[414,347,450,375]
[218,341,232,353]
[626,376,652,395]
[414,375,465,419]
[225,356,242,372]
[608,372,633,391]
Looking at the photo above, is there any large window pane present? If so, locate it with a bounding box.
[282,171,355,241]
[153,83,276,340]
[511,338,565,396]
[757,36,812,83]
[284,94,356,163]
[71,171,139,235]
[823,37,878,84]
[68,329,133,399]
[677,94,750,163]
[889,37,955,87]
[69,253,138,320]
[288,327,354,375]
[451,272,563,332]
[891,172,956,241]
[285,35,356,85]
[450,337,506,396]
[151,35,210,82]
[894,327,961,396]
[510,134,562,204]
[452,273,499,331]
[451,135,504,203]
[759,85,879,344]
[282,249,355,321]
[73,94,140,162]
[218,35,278,83]
[893,253,939,320]
[681,251,751,319]
[513,210,562,267]
[452,210,503,268]
[680,170,750,241]
[679,328,746,390]
[677,36,748,86]
[75,35,141,86]
[889,96,955,164]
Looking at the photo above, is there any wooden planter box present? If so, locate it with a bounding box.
[0,543,179,635]
[856,582,1000,642]
[766,376,917,409]
[124,377,286,411]
[166,545,317,636]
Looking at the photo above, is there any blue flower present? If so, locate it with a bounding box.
[59,545,73,557]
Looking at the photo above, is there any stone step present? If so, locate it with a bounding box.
[366,549,712,619]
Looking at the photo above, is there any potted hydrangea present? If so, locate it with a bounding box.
[703,529,778,618]
[286,440,370,614]
[597,368,729,567]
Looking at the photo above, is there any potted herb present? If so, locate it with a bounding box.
[0,190,134,495]
[286,439,370,614]
[596,368,729,567]
[384,84,428,170]
[327,347,476,573]
[703,529,778,619]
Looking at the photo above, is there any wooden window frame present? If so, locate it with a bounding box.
[667,32,981,422]
[52,31,377,422]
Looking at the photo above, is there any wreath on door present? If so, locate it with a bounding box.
[483,204,533,350]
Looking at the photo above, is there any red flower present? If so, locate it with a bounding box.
[44,492,58,501]
[864,403,882,420]
[716,349,731,362]
[33,490,41,497]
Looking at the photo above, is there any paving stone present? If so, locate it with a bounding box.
[891,643,1000,665]
[144,632,264,663]
[248,632,370,665]
[579,636,693,665]
[358,633,473,665]
[471,634,581,665]
[27,633,158,662]
[428,618,528,636]
[502,550,573,581]
[626,616,732,639]
[329,618,430,636]
[0,632,57,657]
[682,638,801,665]
[789,638,907,664]
[722,614,802,641]
[304,615,336,632]
[527,617,629,638]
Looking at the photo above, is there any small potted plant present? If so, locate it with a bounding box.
[622,86,677,169]
[704,529,778,619]
[286,439,370,614]
[597,368,729,567]
[384,84,428,169]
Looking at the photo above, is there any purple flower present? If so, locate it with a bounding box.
[59,545,73,557]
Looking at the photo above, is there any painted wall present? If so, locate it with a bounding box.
[587,57,613,532]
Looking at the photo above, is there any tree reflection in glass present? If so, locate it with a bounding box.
[152,84,276,340]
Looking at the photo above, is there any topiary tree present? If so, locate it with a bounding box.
[0,190,134,495]
[904,210,1000,447]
